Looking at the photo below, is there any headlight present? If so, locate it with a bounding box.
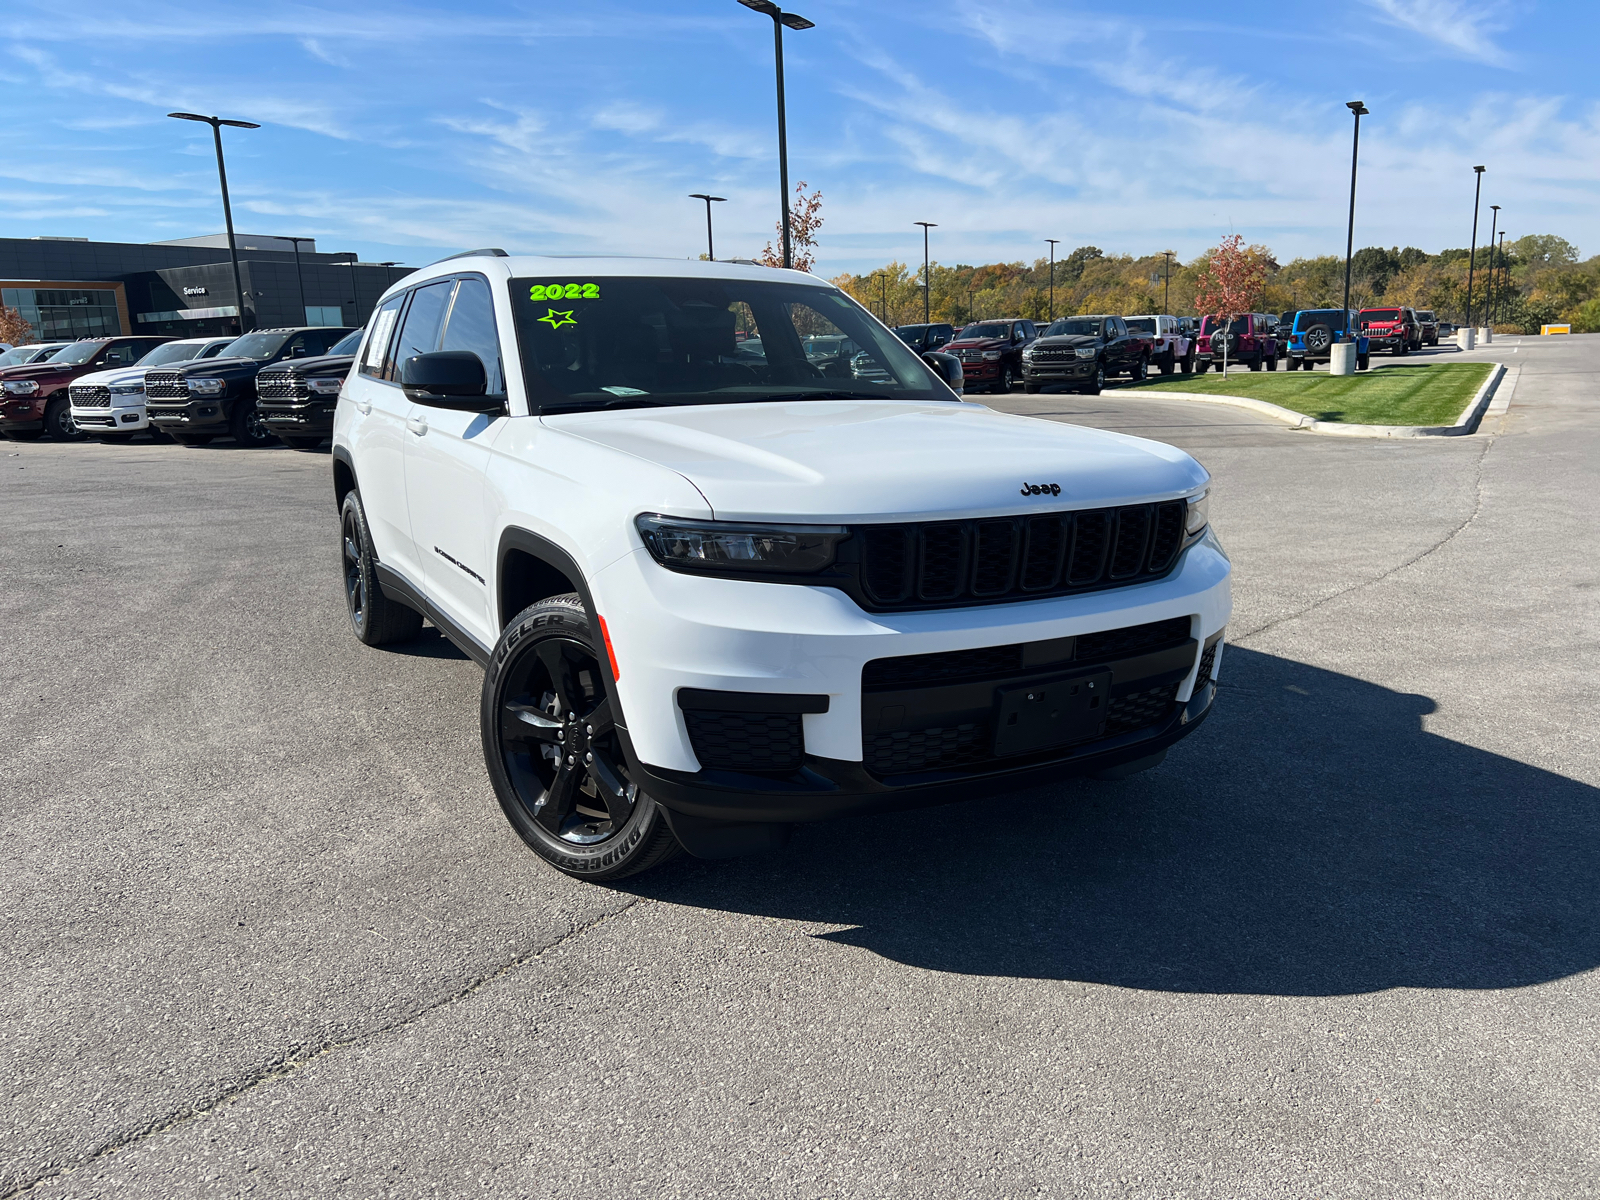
[189,377,226,396]
[1076,347,1097,359]
[1186,491,1210,535]
[3,380,39,395]
[636,514,847,575]
[1021,347,1034,361]
[110,383,144,396]
[982,351,1001,361]
[307,377,343,395]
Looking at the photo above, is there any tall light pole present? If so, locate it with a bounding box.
[688,194,727,261]
[1484,204,1500,334]
[1163,250,1173,314]
[1465,165,1486,334]
[168,112,260,334]
[1045,238,1060,320]
[283,235,313,323]
[738,0,813,270]
[1496,231,1509,326]
[914,221,936,325]
[874,271,888,323]
[1340,100,1369,339]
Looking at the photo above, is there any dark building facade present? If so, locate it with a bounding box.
[0,236,416,341]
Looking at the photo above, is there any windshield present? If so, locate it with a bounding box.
[47,341,111,366]
[1362,309,1401,322]
[1044,319,1101,337]
[137,342,206,367]
[1123,318,1156,334]
[895,325,929,344]
[0,345,53,367]
[330,329,364,356]
[1200,316,1250,335]
[959,323,1012,340]
[1296,310,1346,331]
[510,276,949,413]
[216,332,292,361]
[1416,311,1435,321]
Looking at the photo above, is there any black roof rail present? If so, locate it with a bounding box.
[431,247,509,264]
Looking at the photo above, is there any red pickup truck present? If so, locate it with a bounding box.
[0,336,171,440]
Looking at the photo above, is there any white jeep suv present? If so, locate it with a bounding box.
[332,252,1231,880]
[69,336,236,439]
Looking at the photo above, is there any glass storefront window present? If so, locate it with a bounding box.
[1,287,122,341]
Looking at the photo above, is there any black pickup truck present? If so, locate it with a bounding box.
[145,326,356,446]
[253,328,363,450]
[1021,315,1152,395]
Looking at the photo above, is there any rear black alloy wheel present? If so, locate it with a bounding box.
[340,491,423,646]
[1159,350,1176,375]
[483,595,682,881]
[1130,356,1148,381]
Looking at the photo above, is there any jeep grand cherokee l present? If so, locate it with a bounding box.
[254,328,364,449]
[0,336,170,441]
[145,326,356,446]
[332,254,1230,881]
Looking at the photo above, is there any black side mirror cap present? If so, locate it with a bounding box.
[922,350,963,392]
[401,351,503,412]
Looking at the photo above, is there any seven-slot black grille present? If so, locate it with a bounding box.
[143,370,189,400]
[857,502,1186,610]
[70,385,110,407]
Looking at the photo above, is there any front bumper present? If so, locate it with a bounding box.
[72,401,149,432]
[147,399,228,430]
[258,399,336,436]
[1,396,44,430]
[593,534,1232,822]
[1022,359,1096,382]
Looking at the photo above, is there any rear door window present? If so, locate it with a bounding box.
[392,281,453,376]
[359,296,405,380]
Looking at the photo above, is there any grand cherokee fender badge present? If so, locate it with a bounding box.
[1021,482,1061,496]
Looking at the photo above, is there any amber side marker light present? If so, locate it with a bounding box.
[598,616,620,680]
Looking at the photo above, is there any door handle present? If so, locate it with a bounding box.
[352,397,371,415]
[406,415,428,436]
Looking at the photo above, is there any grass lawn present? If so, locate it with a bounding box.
[1118,362,1494,426]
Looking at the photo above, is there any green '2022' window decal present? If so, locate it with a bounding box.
[530,283,601,301]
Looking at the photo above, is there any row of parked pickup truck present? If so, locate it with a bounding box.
[888,303,1444,394]
[0,326,361,446]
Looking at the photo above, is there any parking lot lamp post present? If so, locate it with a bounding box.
[1163,250,1173,314]
[1496,231,1509,325]
[1046,239,1060,320]
[1340,101,1368,342]
[1464,165,1486,338]
[688,194,726,261]
[1483,205,1500,335]
[283,236,313,323]
[167,112,260,334]
[737,1,813,270]
[915,222,936,325]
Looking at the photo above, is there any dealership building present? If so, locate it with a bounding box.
[0,234,415,343]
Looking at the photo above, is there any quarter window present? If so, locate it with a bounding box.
[438,277,504,396]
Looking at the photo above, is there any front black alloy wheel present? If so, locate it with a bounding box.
[229,398,279,448]
[1084,364,1106,395]
[44,397,83,442]
[483,596,682,881]
[997,365,1015,393]
[340,491,423,646]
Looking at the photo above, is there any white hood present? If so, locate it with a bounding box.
[544,400,1208,522]
[73,364,150,389]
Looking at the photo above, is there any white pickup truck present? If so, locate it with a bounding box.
[1123,315,1194,375]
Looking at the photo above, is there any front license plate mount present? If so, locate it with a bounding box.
[993,670,1112,757]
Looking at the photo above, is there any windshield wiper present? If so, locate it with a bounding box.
[760,390,894,402]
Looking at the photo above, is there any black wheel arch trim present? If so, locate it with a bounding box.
[372,561,492,667]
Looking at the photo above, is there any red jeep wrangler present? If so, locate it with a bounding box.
[0,336,171,441]
[1194,314,1278,373]
[1359,307,1420,356]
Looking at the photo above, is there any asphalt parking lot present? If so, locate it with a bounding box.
[3,334,1596,1199]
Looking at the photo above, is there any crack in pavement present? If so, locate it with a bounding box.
[2,899,644,1198]
[1232,433,1497,648]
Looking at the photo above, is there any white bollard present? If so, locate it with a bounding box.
[1479,326,1493,343]
[1457,327,1476,350]
[1329,343,1357,375]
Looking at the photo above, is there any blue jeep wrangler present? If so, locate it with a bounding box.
[1286,309,1370,371]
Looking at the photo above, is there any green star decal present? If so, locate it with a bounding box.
[537,308,577,330]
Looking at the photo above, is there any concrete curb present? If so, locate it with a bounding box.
[1124,362,1506,438]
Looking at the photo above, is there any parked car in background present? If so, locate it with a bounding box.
[0,342,75,369]
[1276,311,1298,360]
[145,326,356,447]
[1437,320,1455,339]
[1123,314,1193,375]
[1022,315,1151,394]
[1285,310,1369,371]
[0,335,171,441]
[1414,309,1440,346]
[1194,314,1277,373]
[69,336,236,441]
[944,318,1037,393]
[893,323,954,351]
[255,328,365,450]
[1359,307,1420,356]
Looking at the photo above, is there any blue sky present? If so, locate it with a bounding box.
[2,0,1596,277]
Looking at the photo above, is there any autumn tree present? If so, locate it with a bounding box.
[0,304,32,347]
[1193,235,1270,376]
[759,181,823,273]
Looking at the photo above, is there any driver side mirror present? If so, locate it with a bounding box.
[401,351,502,412]
[922,351,963,392]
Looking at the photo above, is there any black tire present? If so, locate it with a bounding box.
[1083,363,1106,395]
[340,491,424,647]
[1182,349,1196,374]
[5,429,44,441]
[1158,350,1176,376]
[482,595,684,881]
[1393,340,1407,356]
[1023,382,1041,394]
[281,435,324,450]
[1195,359,1211,375]
[93,434,134,443]
[229,398,279,448]
[1129,356,1148,382]
[1357,353,1371,371]
[996,364,1015,393]
[171,433,213,446]
[1264,353,1277,371]
[1303,324,1333,354]
[1247,354,1263,372]
[146,428,173,443]
[44,396,83,442]
[1286,357,1301,371]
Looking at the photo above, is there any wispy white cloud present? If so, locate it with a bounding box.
[1359,0,1512,66]
[299,38,350,69]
